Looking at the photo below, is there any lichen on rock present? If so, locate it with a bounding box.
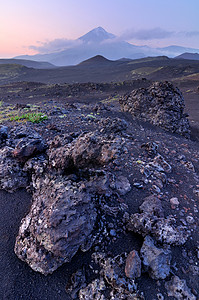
[14,174,97,275]
[0,146,28,192]
[165,275,196,300]
[140,236,171,280]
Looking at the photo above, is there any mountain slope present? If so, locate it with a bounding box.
[1,55,199,86]
[0,59,55,69]
[175,52,199,60]
[78,26,115,43]
[14,27,154,66]
[160,46,199,57]
[15,28,199,66]
[78,55,115,66]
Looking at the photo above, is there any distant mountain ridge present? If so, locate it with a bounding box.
[14,27,199,66]
[175,52,199,61]
[0,59,55,69]
[15,27,147,66]
[78,55,115,66]
[1,54,199,86]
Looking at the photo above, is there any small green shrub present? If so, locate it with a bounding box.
[10,112,48,123]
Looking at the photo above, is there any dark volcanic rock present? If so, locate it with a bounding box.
[99,253,139,299]
[14,174,97,275]
[0,125,48,163]
[0,80,197,299]
[12,128,47,164]
[141,141,158,156]
[139,195,164,218]
[125,250,141,279]
[99,117,128,134]
[48,145,73,171]
[165,275,196,299]
[0,146,28,192]
[66,268,87,299]
[14,128,125,275]
[120,81,190,137]
[71,132,123,167]
[127,194,189,245]
[79,279,106,300]
[24,155,48,179]
[86,252,144,299]
[153,216,189,245]
[128,213,189,245]
[48,131,123,172]
[10,125,42,142]
[13,137,47,163]
[71,132,103,167]
[140,236,171,280]
[111,174,131,196]
[0,125,8,145]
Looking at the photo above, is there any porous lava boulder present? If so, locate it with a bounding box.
[99,117,128,134]
[119,81,190,137]
[126,195,189,245]
[0,125,48,191]
[0,125,8,145]
[14,174,97,275]
[79,279,106,300]
[11,127,47,163]
[71,132,103,167]
[125,250,141,279]
[48,131,123,172]
[140,236,171,280]
[139,195,164,218]
[0,146,28,192]
[165,275,196,300]
[13,137,47,163]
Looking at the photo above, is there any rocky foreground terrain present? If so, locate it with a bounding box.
[0,81,199,299]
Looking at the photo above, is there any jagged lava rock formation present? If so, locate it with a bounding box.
[14,130,125,275]
[120,81,190,137]
[0,80,198,299]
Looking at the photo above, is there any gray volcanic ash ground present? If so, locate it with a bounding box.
[0,79,199,299]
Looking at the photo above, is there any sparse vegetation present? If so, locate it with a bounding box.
[131,66,163,77]
[0,64,25,81]
[10,112,48,123]
[101,95,119,104]
[0,101,47,123]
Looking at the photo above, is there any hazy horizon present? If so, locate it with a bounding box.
[1,0,199,58]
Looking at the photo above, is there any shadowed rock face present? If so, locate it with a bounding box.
[0,126,47,192]
[48,131,123,172]
[165,275,196,300]
[2,121,127,275]
[119,81,190,137]
[15,174,97,275]
[0,126,8,144]
[0,146,28,191]
[127,196,189,246]
[14,129,127,275]
[140,236,171,280]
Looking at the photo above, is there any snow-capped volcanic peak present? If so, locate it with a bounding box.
[79,27,115,43]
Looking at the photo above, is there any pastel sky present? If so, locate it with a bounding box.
[1,0,199,58]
